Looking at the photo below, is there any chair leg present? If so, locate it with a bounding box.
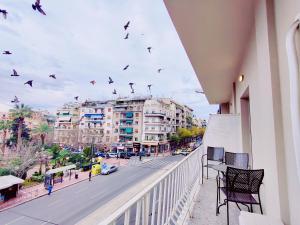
[258,194,263,214]
[250,204,253,213]
[207,166,208,180]
[216,180,219,216]
[227,200,229,225]
[201,163,204,184]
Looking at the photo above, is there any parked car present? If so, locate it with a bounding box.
[108,152,118,158]
[95,152,106,157]
[180,150,190,156]
[172,149,182,155]
[139,151,151,157]
[101,165,118,175]
[119,152,131,159]
[127,152,136,157]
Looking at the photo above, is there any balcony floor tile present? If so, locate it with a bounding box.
[187,178,240,225]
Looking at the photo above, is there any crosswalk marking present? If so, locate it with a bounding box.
[128,156,182,169]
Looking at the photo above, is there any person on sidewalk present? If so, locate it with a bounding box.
[89,171,92,181]
[48,184,53,195]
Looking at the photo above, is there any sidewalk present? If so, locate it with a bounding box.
[0,158,129,212]
[0,170,90,212]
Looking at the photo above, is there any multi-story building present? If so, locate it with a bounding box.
[78,101,108,148]
[53,103,80,147]
[53,97,195,152]
[112,97,146,153]
[142,99,172,153]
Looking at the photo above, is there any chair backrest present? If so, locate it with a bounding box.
[207,146,225,162]
[225,152,249,169]
[226,167,264,194]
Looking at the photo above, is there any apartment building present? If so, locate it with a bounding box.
[53,97,196,152]
[78,101,113,149]
[53,102,80,147]
[142,99,174,153]
[111,97,146,153]
[164,0,300,223]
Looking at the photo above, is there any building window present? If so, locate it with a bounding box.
[135,121,138,125]
[108,108,111,112]
[107,115,111,119]
[135,137,138,141]
[106,130,110,134]
[116,113,119,117]
[107,123,111,127]
[151,127,155,130]
[106,136,110,142]
[135,129,138,133]
[135,113,139,117]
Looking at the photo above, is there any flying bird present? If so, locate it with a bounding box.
[158,68,163,73]
[108,77,113,84]
[49,74,56,79]
[112,89,117,95]
[147,47,152,53]
[74,96,79,101]
[147,84,152,91]
[131,89,135,94]
[32,0,46,15]
[123,65,129,70]
[11,96,19,104]
[24,80,33,87]
[124,21,130,30]
[129,82,134,89]
[0,9,8,19]
[3,51,12,55]
[11,69,20,77]
[124,33,129,40]
[90,80,96,85]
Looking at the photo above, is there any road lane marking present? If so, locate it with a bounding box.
[5,216,24,225]
[74,186,88,194]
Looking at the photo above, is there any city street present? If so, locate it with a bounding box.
[0,155,183,225]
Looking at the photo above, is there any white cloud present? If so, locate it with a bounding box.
[0,0,218,119]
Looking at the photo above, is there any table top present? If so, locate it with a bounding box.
[211,164,245,173]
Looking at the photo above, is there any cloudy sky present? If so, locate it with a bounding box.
[0,0,218,118]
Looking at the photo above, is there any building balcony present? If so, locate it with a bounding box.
[144,112,166,117]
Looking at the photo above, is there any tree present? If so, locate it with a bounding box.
[9,104,32,151]
[0,120,12,155]
[7,144,38,178]
[33,123,53,145]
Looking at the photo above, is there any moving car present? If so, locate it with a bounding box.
[108,152,118,158]
[101,165,118,175]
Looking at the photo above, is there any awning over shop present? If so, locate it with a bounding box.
[46,164,76,175]
[0,175,24,190]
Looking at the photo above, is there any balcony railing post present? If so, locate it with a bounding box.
[150,186,157,225]
[157,181,163,225]
[135,200,141,225]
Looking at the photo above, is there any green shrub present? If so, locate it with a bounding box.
[22,179,39,188]
[31,174,45,182]
[0,168,11,176]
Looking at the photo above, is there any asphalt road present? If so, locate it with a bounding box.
[0,155,183,225]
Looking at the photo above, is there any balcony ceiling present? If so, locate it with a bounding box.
[163,0,256,104]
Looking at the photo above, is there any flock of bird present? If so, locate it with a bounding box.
[1,1,165,105]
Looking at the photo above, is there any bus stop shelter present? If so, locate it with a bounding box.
[45,164,76,187]
[0,175,24,202]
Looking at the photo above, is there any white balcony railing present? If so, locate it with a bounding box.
[98,145,202,225]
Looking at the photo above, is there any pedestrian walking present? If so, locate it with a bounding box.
[139,151,142,161]
[48,184,53,195]
[89,171,92,181]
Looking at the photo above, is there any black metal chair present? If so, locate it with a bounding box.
[220,167,264,225]
[201,146,225,184]
[225,152,249,169]
[217,152,250,205]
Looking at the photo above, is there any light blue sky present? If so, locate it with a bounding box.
[0,0,218,118]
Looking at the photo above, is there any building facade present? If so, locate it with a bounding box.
[164,0,300,224]
[53,97,197,153]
